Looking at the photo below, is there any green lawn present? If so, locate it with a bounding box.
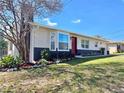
[0,55,124,93]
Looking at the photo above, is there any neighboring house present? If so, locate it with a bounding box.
[8,23,110,62]
[117,42,124,52]
[108,42,124,54]
[7,41,18,56]
[0,33,7,58]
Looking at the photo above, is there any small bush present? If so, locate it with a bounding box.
[15,56,23,64]
[41,49,50,60]
[38,59,48,66]
[0,55,21,68]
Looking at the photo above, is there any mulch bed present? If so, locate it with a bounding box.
[0,61,55,72]
[20,63,35,69]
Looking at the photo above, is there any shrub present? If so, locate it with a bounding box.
[38,59,48,66]
[41,49,50,60]
[0,55,21,68]
[15,56,23,64]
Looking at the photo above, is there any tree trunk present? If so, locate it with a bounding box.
[15,40,29,63]
[16,7,33,63]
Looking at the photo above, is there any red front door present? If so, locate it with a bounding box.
[71,37,77,55]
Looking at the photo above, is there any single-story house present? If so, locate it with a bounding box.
[108,42,124,54]
[8,23,110,62]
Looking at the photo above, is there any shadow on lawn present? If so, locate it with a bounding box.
[64,55,118,66]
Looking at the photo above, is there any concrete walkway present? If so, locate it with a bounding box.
[75,54,116,59]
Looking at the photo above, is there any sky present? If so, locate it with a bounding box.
[35,0,124,41]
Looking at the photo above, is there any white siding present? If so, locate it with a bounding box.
[77,36,107,50]
[70,35,108,55]
[33,28,50,48]
[30,27,52,62]
[30,27,72,62]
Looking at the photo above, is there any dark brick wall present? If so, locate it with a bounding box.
[34,48,49,61]
[34,47,103,61]
[34,47,73,61]
[50,50,73,60]
[77,49,102,56]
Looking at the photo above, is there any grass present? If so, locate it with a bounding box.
[0,55,124,93]
[113,52,124,55]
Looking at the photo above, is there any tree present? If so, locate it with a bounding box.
[0,0,63,63]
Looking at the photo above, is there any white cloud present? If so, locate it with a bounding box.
[72,19,81,23]
[43,18,58,26]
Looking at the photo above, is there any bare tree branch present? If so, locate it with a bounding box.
[0,0,63,63]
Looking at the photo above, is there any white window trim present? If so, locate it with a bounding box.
[50,32,56,51]
[57,32,70,51]
[81,39,90,49]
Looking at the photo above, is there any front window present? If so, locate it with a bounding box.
[50,32,56,50]
[59,33,69,50]
[81,40,89,48]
